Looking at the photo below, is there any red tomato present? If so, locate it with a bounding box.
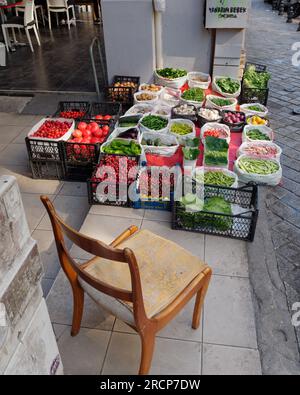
[102,125,110,135]
[72,129,82,138]
[95,114,104,120]
[73,137,83,143]
[104,115,112,120]
[77,122,87,131]
[81,138,91,144]
[92,128,103,138]
[90,124,100,134]
[90,137,101,144]
[82,129,92,138]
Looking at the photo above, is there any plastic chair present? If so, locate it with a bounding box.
[15,2,45,30]
[41,195,212,375]
[46,0,76,31]
[1,0,40,53]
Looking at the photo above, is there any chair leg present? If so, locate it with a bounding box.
[48,11,52,31]
[70,282,84,336]
[72,6,76,25]
[41,7,45,27]
[56,12,59,27]
[34,8,39,30]
[2,25,10,52]
[66,9,70,30]
[192,271,212,330]
[11,28,17,43]
[25,27,34,52]
[138,332,155,375]
[33,25,40,46]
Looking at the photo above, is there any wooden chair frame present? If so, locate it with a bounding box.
[41,195,212,375]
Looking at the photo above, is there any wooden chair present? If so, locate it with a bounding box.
[41,195,212,375]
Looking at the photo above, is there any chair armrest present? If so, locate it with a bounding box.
[110,225,139,247]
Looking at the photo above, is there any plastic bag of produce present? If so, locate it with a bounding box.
[154,69,187,89]
[187,72,211,90]
[238,141,282,161]
[125,103,154,116]
[205,95,237,111]
[192,166,238,188]
[141,131,179,156]
[169,118,196,144]
[151,104,172,118]
[134,91,159,105]
[212,76,241,98]
[242,125,274,143]
[234,154,282,186]
[139,114,169,134]
[160,87,181,107]
[200,122,230,144]
[240,103,268,117]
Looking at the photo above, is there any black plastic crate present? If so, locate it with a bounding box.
[25,137,64,162]
[54,101,91,119]
[90,102,122,124]
[112,75,140,92]
[172,183,258,242]
[87,178,132,207]
[64,165,94,182]
[104,86,134,105]
[240,87,269,106]
[244,62,267,72]
[29,159,65,180]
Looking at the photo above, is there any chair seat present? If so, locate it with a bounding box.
[78,229,208,323]
[3,16,24,26]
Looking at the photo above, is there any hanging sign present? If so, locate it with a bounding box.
[205,0,249,29]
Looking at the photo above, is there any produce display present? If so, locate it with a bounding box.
[141,115,168,131]
[247,115,268,126]
[69,121,109,144]
[93,114,113,121]
[190,74,209,83]
[152,106,171,117]
[119,116,140,128]
[173,104,196,116]
[237,157,279,175]
[94,155,138,184]
[243,65,271,89]
[215,77,240,95]
[114,80,138,90]
[102,139,141,156]
[203,128,228,139]
[138,168,175,200]
[199,108,220,121]
[195,170,236,187]
[222,111,245,125]
[204,136,229,167]
[140,84,162,92]
[181,88,204,102]
[239,142,280,158]
[210,97,233,107]
[160,88,181,106]
[59,110,86,119]
[31,120,72,139]
[246,128,270,141]
[117,128,139,140]
[170,122,193,135]
[182,138,200,161]
[126,104,153,115]
[246,105,264,112]
[135,92,157,102]
[141,137,176,147]
[156,68,187,79]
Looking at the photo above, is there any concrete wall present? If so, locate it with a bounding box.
[102,0,214,83]
[162,0,213,73]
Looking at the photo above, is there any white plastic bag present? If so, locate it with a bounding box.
[187,72,211,89]
[125,103,154,116]
[242,125,274,143]
[134,91,159,105]
[234,154,282,186]
[205,94,237,111]
[238,141,282,161]
[169,118,196,144]
[212,76,241,98]
[138,114,169,134]
[200,122,231,144]
[154,70,187,89]
[140,131,179,156]
[240,103,268,117]
[192,166,238,188]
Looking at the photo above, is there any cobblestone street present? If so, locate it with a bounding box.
[246,0,300,374]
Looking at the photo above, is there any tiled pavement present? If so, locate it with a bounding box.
[245,0,300,373]
[0,112,262,375]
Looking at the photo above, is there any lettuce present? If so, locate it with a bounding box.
[243,65,271,89]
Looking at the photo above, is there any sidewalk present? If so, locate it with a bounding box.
[246,0,300,374]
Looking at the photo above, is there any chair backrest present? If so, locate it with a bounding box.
[40,196,146,321]
[47,0,68,8]
[23,0,35,26]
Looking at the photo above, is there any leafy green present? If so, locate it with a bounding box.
[184,137,200,148]
[210,97,233,107]
[243,65,271,89]
[205,136,229,152]
[182,88,204,102]
[182,147,200,160]
[170,122,193,135]
[141,115,168,130]
[204,151,228,166]
[157,68,187,79]
[216,78,240,94]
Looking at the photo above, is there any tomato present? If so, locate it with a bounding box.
[95,114,103,120]
[73,137,83,143]
[102,125,110,135]
[72,129,83,138]
[81,137,91,144]
[77,122,87,131]
[90,123,100,134]
[82,129,92,138]
[104,115,112,120]
[90,137,101,144]
[92,128,103,138]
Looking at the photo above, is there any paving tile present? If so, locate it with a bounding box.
[37,195,90,231]
[58,181,88,197]
[89,204,145,220]
[46,270,115,331]
[141,219,205,260]
[21,193,55,232]
[0,143,29,166]
[0,144,7,152]
[58,327,111,375]
[32,229,62,279]
[115,298,204,342]
[202,344,261,375]
[205,236,249,277]
[0,112,38,126]
[203,275,258,349]
[102,332,201,375]
[41,277,55,298]
[0,125,26,144]
[52,323,68,341]
[0,164,62,195]
[70,213,143,260]
[143,209,172,222]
